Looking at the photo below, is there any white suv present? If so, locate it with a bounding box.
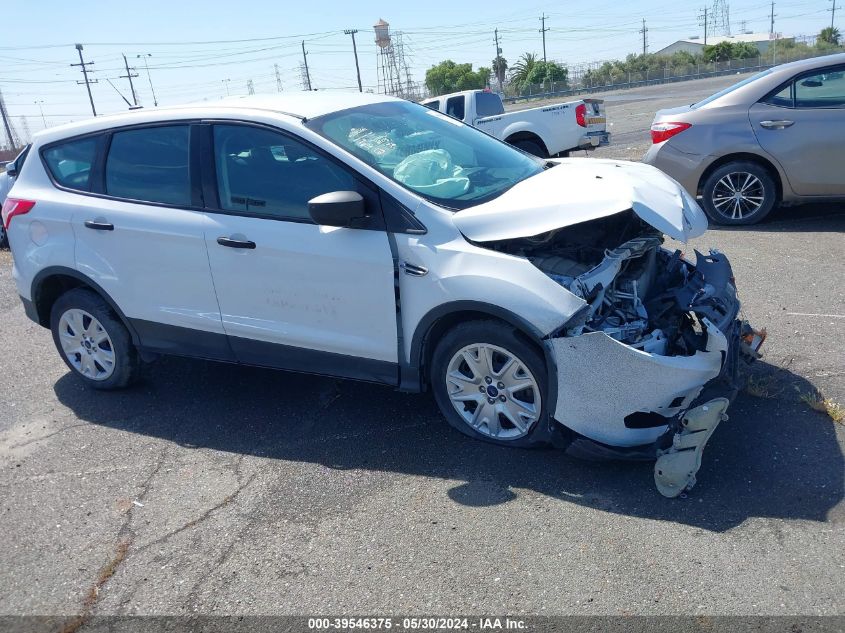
[2,92,760,496]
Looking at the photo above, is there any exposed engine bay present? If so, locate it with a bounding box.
[481,210,738,357]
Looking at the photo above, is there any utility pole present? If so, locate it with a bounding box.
[494,28,504,93]
[120,54,139,106]
[770,1,776,36]
[639,19,648,56]
[34,100,47,128]
[699,6,709,45]
[344,29,363,92]
[301,40,312,91]
[831,0,839,29]
[137,54,158,106]
[71,44,97,117]
[222,79,231,96]
[539,14,549,63]
[274,64,284,92]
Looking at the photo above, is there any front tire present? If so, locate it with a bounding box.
[430,320,549,447]
[50,288,141,390]
[700,161,777,225]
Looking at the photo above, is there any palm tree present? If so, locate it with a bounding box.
[509,52,538,86]
[491,56,508,88]
[818,26,841,46]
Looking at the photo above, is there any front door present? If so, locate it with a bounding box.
[201,123,398,384]
[750,64,845,196]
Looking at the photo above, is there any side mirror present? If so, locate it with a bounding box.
[800,79,823,88]
[308,191,367,228]
[5,161,17,178]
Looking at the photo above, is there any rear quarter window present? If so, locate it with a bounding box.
[42,137,98,191]
[105,126,191,206]
[475,91,504,117]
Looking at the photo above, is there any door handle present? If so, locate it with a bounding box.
[217,236,256,249]
[399,261,428,276]
[84,220,114,231]
[760,120,794,129]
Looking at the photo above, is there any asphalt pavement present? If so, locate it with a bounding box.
[1,75,843,622]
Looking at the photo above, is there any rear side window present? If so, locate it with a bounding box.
[445,95,466,120]
[475,91,504,117]
[43,138,97,191]
[105,126,190,205]
[794,68,845,108]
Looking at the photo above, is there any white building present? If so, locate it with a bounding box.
[654,33,793,56]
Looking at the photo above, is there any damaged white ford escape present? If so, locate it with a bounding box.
[2,93,764,497]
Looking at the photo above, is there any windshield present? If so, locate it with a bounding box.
[306,101,543,210]
[691,69,773,109]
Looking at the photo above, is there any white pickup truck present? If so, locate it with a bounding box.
[421,89,609,158]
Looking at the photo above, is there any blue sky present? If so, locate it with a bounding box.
[1,0,838,138]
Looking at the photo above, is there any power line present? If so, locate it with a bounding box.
[70,43,97,116]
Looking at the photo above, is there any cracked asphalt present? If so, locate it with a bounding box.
[1,76,844,620]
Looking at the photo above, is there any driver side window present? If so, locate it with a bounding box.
[212,125,355,221]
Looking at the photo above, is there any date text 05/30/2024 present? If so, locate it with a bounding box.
[308,617,528,630]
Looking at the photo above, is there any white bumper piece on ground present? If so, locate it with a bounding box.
[653,397,730,498]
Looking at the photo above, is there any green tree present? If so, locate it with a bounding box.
[818,27,842,46]
[491,56,508,87]
[425,60,490,95]
[509,52,538,86]
[703,41,760,62]
[523,60,568,88]
[733,42,760,58]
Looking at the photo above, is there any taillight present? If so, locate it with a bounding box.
[1,198,36,230]
[575,103,587,127]
[650,121,692,144]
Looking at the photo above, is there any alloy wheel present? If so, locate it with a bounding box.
[711,171,766,221]
[445,343,541,440]
[57,308,116,381]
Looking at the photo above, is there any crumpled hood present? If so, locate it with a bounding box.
[453,158,708,242]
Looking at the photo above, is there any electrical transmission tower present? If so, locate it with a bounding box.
[300,41,312,90]
[710,0,731,36]
[0,88,19,150]
[373,19,418,99]
[247,79,255,95]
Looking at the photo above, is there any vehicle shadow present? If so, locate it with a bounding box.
[53,356,843,533]
[714,201,845,232]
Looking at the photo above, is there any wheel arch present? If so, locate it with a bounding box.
[31,266,140,345]
[697,152,784,201]
[503,131,549,156]
[408,301,553,387]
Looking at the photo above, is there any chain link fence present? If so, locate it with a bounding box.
[501,46,845,104]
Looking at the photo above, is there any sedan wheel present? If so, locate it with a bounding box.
[711,172,765,221]
[701,161,777,226]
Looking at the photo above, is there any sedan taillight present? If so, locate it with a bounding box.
[650,121,692,144]
[1,198,36,229]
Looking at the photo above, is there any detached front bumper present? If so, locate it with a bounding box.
[543,248,757,496]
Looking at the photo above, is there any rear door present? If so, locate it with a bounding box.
[749,63,845,196]
[68,124,230,359]
[200,122,398,383]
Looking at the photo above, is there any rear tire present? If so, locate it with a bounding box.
[511,139,547,158]
[430,320,549,448]
[50,288,141,390]
[0,223,7,249]
[700,161,777,226]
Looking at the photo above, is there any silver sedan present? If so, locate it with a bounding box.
[644,53,845,225]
